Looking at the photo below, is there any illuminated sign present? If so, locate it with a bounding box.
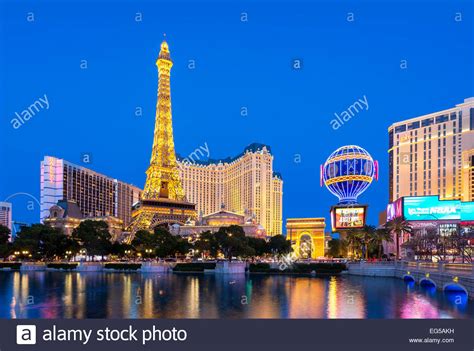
[387,198,403,221]
[387,196,474,222]
[403,196,460,221]
[331,206,366,231]
[439,223,458,237]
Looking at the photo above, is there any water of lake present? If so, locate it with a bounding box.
[0,271,472,319]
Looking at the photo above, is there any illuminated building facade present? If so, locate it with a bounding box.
[44,200,124,240]
[385,195,474,258]
[177,143,283,235]
[461,148,474,201]
[0,202,12,240]
[40,156,141,226]
[286,218,328,259]
[128,40,197,233]
[176,209,266,238]
[388,97,474,203]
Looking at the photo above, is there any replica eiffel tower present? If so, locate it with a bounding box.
[128,40,196,234]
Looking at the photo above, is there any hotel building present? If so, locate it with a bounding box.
[388,97,474,203]
[177,143,283,235]
[40,156,142,226]
[0,202,12,240]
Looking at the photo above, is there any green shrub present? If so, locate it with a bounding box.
[173,262,216,272]
[0,262,22,270]
[46,263,78,270]
[104,263,141,270]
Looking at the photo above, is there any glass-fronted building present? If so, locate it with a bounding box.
[40,156,142,226]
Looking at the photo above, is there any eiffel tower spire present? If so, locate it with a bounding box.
[127,40,196,235]
[142,40,185,201]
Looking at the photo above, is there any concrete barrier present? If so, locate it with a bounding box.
[215,261,246,274]
[140,262,171,273]
[348,261,474,298]
[20,263,46,271]
[76,262,103,272]
[347,262,395,277]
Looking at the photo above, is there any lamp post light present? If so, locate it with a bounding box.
[144,249,153,258]
[65,250,72,261]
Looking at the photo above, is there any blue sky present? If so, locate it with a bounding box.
[0,0,473,232]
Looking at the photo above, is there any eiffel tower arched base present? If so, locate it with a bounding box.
[126,198,196,241]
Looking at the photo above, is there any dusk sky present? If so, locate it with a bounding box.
[1,0,473,232]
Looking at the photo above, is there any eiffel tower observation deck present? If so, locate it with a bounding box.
[128,40,197,234]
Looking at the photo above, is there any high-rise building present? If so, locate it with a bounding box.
[127,40,197,233]
[40,156,141,226]
[0,202,12,240]
[388,97,474,203]
[177,143,283,235]
[461,148,474,201]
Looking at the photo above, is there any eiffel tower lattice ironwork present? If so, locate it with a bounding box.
[128,40,196,235]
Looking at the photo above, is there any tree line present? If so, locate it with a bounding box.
[327,217,472,262]
[0,221,292,261]
[327,219,414,260]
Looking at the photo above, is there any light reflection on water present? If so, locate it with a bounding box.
[0,271,472,319]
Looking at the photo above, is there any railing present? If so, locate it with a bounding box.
[397,261,474,276]
[347,261,395,266]
[348,261,474,277]
[444,263,474,275]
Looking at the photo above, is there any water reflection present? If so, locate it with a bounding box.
[0,272,472,319]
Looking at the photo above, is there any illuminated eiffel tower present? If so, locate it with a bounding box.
[128,40,196,234]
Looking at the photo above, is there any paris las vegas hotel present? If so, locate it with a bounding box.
[177,143,283,235]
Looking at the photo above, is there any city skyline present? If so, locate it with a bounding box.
[1,1,473,229]
[6,96,474,233]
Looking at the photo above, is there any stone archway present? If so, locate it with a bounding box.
[286,218,326,259]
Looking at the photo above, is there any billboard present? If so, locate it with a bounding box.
[387,196,474,222]
[403,196,460,221]
[387,198,403,221]
[331,206,366,231]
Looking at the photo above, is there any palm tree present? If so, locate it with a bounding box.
[361,225,376,259]
[371,227,393,259]
[344,229,364,259]
[385,218,412,260]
